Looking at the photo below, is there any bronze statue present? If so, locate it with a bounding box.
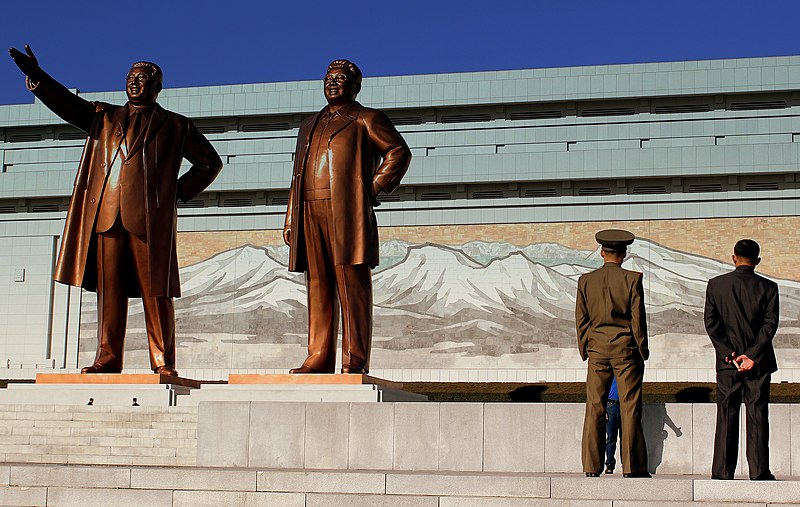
[284,60,411,374]
[8,45,223,376]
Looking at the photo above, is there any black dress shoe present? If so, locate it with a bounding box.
[289,365,325,374]
[80,363,121,374]
[751,472,776,481]
[341,367,368,374]
[711,475,733,480]
[605,466,614,474]
[585,472,601,477]
[154,365,179,377]
[623,471,652,478]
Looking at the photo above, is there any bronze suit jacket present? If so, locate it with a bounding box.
[575,262,649,361]
[285,101,411,272]
[704,265,779,373]
[29,71,223,297]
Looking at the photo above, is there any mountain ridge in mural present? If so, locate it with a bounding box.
[80,239,800,357]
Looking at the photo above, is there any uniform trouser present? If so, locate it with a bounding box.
[300,199,372,373]
[94,217,176,371]
[713,369,771,479]
[583,355,648,474]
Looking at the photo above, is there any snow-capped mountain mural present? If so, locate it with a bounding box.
[78,238,800,370]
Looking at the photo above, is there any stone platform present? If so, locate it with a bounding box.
[184,374,426,405]
[0,374,204,407]
[0,464,797,506]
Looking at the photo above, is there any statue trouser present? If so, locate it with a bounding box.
[582,355,648,475]
[300,198,372,373]
[713,369,771,480]
[93,217,176,372]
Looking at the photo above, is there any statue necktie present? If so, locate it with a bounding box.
[126,111,142,154]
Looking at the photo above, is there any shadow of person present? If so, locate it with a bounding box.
[643,403,683,474]
[509,385,547,402]
[675,386,714,403]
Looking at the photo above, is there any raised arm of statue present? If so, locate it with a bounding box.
[8,44,40,81]
[8,44,96,133]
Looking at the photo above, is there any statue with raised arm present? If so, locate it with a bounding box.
[284,60,412,374]
[8,45,223,376]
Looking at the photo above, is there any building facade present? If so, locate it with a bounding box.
[1,56,799,382]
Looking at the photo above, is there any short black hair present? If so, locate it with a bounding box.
[734,239,760,260]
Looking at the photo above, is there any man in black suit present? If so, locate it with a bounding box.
[704,239,779,481]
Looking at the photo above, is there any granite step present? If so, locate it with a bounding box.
[0,465,796,506]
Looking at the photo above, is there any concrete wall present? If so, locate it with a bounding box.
[197,401,800,477]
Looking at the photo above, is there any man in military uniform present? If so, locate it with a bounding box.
[705,239,778,481]
[576,229,650,477]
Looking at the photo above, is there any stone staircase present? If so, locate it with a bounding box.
[0,465,796,506]
[0,405,197,466]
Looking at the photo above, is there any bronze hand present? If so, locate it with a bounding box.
[8,44,39,77]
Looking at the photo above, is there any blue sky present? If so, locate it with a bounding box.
[2,0,800,105]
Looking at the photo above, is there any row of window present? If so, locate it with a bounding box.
[0,175,789,214]
[1,91,795,143]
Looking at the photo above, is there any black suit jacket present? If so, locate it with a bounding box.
[704,266,779,373]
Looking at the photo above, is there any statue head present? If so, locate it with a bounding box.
[126,61,163,106]
[324,59,362,106]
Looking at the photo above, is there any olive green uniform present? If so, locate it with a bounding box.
[576,261,649,476]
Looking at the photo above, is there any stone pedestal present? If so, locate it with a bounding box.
[185,374,426,405]
[0,373,203,406]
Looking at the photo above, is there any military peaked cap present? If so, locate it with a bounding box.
[595,229,635,253]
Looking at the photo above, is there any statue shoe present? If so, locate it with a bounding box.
[80,363,121,374]
[341,366,368,374]
[289,365,326,374]
[154,365,179,377]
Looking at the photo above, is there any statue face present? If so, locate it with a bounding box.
[126,66,161,105]
[324,69,359,106]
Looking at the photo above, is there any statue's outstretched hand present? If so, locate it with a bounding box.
[8,44,39,77]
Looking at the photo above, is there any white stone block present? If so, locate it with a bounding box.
[550,475,693,501]
[0,486,48,506]
[46,486,173,507]
[172,490,305,507]
[306,493,438,507]
[349,403,394,470]
[248,401,305,468]
[691,403,717,476]
[257,470,385,494]
[440,498,609,507]
[695,478,800,503]
[484,404,545,472]
[769,403,791,476]
[10,464,130,488]
[438,403,483,472]
[304,402,349,469]
[544,403,582,473]
[131,467,256,491]
[386,472,549,497]
[196,401,250,467]
[393,403,439,471]
[793,404,800,476]
[643,403,692,474]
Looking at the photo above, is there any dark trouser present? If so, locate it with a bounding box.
[300,199,372,373]
[605,399,621,469]
[583,355,648,474]
[94,218,176,372]
[713,369,772,480]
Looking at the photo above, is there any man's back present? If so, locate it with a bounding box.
[705,266,779,373]
[576,263,648,360]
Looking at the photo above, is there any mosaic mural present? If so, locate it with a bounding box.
[78,219,800,373]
